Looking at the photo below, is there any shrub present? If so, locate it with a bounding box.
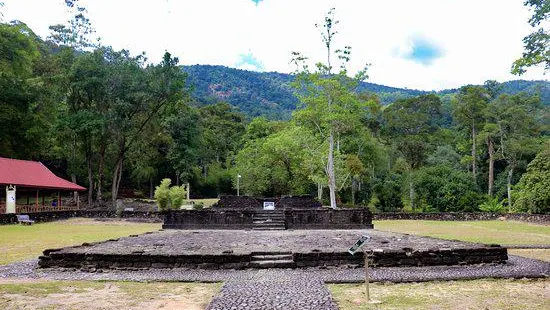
[154,178,172,211]
[169,185,187,210]
[479,197,504,213]
[193,202,204,210]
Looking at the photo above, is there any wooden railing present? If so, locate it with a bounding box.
[14,204,80,213]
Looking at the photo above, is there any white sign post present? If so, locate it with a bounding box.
[6,185,16,214]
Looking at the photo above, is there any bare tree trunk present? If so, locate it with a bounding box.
[96,142,106,202]
[409,177,415,211]
[471,121,477,182]
[149,177,153,199]
[328,128,337,209]
[487,138,495,196]
[71,134,78,203]
[71,174,78,207]
[111,158,122,206]
[317,183,322,201]
[507,166,514,212]
[351,178,356,206]
[86,151,93,208]
[111,155,124,207]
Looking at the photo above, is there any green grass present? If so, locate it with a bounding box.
[0,280,221,310]
[329,278,550,310]
[374,220,550,245]
[0,218,161,265]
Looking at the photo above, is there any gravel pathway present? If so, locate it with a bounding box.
[1,255,548,283]
[206,271,338,310]
[1,256,548,309]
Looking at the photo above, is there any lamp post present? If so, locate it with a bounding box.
[237,174,241,196]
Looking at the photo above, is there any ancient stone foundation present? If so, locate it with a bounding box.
[161,208,374,230]
[38,230,508,271]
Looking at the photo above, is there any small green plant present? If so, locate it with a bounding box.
[192,202,204,210]
[169,185,187,210]
[154,179,172,211]
[479,197,504,213]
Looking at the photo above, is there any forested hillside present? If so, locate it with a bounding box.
[184,65,549,119]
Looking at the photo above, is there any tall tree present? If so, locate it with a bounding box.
[480,80,503,197]
[109,51,187,206]
[453,86,489,183]
[291,8,370,208]
[511,0,549,75]
[382,94,442,209]
[0,22,40,158]
[490,93,542,209]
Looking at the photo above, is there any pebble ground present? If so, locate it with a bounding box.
[1,256,548,309]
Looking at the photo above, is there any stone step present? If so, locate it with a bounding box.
[251,226,286,230]
[251,254,293,261]
[253,213,285,217]
[249,260,296,268]
[253,220,285,224]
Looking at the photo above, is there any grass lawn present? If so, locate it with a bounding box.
[329,278,550,310]
[374,220,550,245]
[0,280,220,310]
[0,218,161,265]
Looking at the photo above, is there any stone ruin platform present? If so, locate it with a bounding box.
[38,229,507,270]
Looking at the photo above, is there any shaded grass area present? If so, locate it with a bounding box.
[0,218,161,265]
[373,220,550,245]
[509,249,550,262]
[0,280,220,310]
[329,278,550,310]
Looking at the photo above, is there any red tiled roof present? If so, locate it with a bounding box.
[0,157,86,191]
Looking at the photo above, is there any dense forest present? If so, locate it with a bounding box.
[1,3,548,214]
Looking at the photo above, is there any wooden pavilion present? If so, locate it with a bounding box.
[0,157,86,214]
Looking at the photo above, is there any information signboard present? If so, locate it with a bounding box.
[348,235,370,255]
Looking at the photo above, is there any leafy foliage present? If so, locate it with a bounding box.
[513,146,550,213]
[154,178,171,211]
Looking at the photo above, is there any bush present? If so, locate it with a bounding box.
[154,179,172,211]
[169,185,187,210]
[192,202,204,210]
[479,197,504,213]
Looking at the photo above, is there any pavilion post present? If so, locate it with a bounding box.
[58,191,61,208]
[35,190,38,208]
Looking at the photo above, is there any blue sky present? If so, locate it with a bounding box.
[1,0,546,90]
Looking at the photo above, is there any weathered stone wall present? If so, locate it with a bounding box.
[278,196,321,209]
[294,246,507,268]
[162,209,256,229]
[0,210,162,225]
[284,208,373,229]
[214,195,261,209]
[39,251,252,270]
[214,195,321,209]
[162,208,373,230]
[373,212,550,224]
[39,244,507,270]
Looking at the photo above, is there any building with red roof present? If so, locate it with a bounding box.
[0,157,86,214]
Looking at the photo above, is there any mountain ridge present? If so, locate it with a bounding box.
[183,65,549,119]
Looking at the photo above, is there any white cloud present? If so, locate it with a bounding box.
[2,0,547,90]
